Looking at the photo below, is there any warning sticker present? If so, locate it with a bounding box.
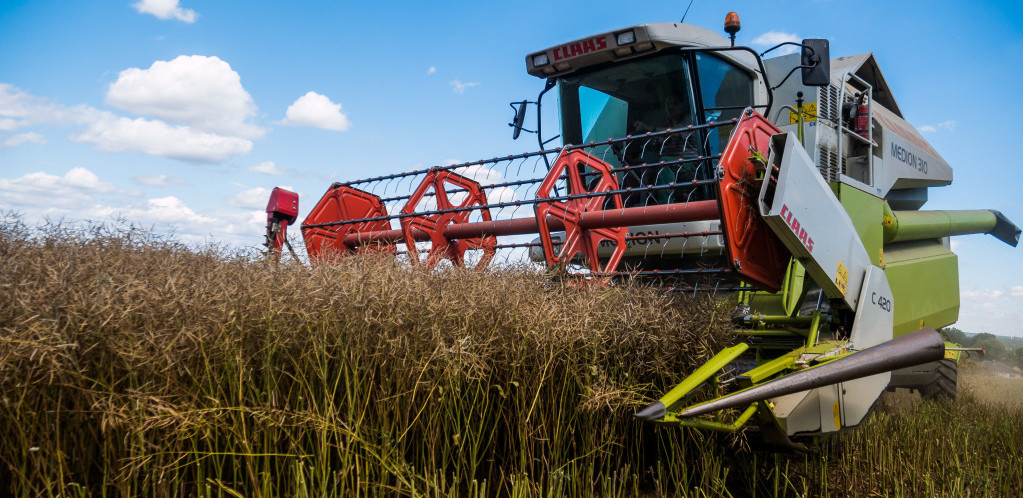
[788,102,818,124]
[832,401,841,430]
[835,261,849,295]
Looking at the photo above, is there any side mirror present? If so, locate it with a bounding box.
[510,100,528,139]
[801,39,830,86]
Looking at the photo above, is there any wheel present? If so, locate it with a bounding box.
[920,358,957,400]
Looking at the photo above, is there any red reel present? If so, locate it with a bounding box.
[534,150,626,275]
[400,169,497,268]
[302,185,393,260]
[716,111,789,292]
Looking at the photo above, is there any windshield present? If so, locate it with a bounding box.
[694,52,754,153]
[556,51,756,205]
[559,52,696,148]
[557,52,704,205]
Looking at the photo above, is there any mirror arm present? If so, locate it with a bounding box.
[759,41,815,59]
[535,78,557,170]
[770,65,813,91]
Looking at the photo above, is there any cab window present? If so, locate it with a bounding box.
[558,52,695,152]
[695,53,754,153]
[557,53,703,205]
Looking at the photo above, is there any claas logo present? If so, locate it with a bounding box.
[780,204,815,252]
[552,36,608,62]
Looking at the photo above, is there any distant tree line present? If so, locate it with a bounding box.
[942,327,1023,368]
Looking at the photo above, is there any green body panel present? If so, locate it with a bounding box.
[883,208,998,244]
[747,259,809,317]
[821,187,969,338]
[838,184,884,266]
[882,240,960,336]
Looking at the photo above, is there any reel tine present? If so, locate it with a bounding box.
[639,134,653,157]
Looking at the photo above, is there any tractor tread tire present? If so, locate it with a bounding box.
[920,358,958,400]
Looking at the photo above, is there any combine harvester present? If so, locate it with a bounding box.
[265,13,1019,446]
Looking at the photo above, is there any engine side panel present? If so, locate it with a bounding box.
[883,239,960,336]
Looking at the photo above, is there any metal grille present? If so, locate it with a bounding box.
[813,83,844,181]
[817,84,841,123]
[817,142,840,182]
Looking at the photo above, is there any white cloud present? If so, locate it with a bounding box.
[0,168,115,210]
[488,186,517,204]
[248,161,289,175]
[133,0,197,23]
[0,168,271,248]
[450,80,480,94]
[229,187,272,209]
[106,55,262,138]
[97,198,266,245]
[9,168,113,193]
[3,80,257,164]
[134,174,186,186]
[452,164,504,185]
[135,196,214,224]
[0,84,71,130]
[752,31,801,55]
[427,66,437,75]
[228,186,296,209]
[0,132,46,149]
[919,120,957,133]
[958,285,1023,336]
[81,195,218,229]
[281,91,351,131]
[486,186,519,220]
[73,113,252,163]
[64,167,116,191]
[962,289,1004,300]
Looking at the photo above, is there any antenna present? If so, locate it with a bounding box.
[680,0,695,23]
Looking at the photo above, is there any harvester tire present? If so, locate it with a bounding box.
[920,359,957,400]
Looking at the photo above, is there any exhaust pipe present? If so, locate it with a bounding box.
[637,328,945,421]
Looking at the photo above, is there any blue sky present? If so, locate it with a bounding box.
[1,0,1021,337]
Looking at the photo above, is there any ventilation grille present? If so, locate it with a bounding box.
[815,84,844,181]
[817,84,841,123]
[817,144,840,182]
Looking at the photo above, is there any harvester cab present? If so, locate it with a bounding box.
[265,12,1020,445]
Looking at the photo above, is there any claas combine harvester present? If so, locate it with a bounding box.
[264,13,1020,446]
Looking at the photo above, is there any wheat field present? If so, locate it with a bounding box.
[1,217,1020,497]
